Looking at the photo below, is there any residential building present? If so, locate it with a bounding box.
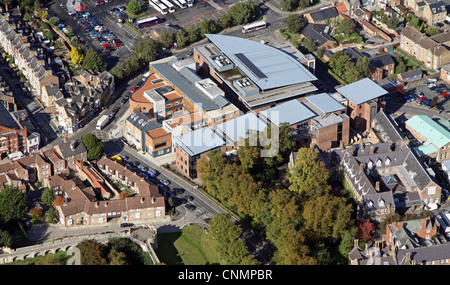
[304,6,340,24]
[386,217,439,251]
[300,23,337,50]
[439,63,450,84]
[400,25,450,71]
[342,0,361,16]
[344,48,395,80]
[422,0,447,25]
[405,115,450,163]
[53,139,87,169]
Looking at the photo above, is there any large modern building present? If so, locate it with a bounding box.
[194,34,319,112]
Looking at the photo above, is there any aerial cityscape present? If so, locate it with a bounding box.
[0,0,448,270]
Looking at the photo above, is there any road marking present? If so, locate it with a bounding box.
[206,0,222,10]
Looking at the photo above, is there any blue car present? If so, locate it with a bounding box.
[404,96,411,102]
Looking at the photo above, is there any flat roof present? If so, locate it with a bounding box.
[336,78,388,105]
[405,115,450,148]
[174,127,225,156]
[260,99,317,126]
[305,93,345,114]
[216,113,267,143]
[205,34,317,91]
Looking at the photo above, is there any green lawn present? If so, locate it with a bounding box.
[155,225,222,265]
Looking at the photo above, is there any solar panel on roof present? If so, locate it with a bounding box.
[234,53,267,79]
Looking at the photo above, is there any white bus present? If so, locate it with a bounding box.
[172,0,187,9]
[186,0,193,7]
[161,0,175,12]
[242,21,267,33]
[149,0,168,14]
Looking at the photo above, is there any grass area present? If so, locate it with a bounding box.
[2,252,69,265]
[124,22,143,37]
[155,225,222,265]
[396,48,434,73]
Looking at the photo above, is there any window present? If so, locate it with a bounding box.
[428,187,436,195]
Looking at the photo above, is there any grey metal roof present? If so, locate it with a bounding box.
[399,69,422,79]
[174,127,225,157]
[259,99,317,126]
[205,34,317,91]
[151,62,228,111]
[216,113,267,143]
[372,110,404,144]
[336,78,388,105]
[305,93,345,114]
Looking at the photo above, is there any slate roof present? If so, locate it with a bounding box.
[397,243,450,265]
[371,110,404,144]
[398,69,422,80]
[336,78,388,105]
[300,23,336,47]
[308,6,339,22]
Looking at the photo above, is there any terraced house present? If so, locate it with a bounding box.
[400,25,450,71]
[0,9,58,96]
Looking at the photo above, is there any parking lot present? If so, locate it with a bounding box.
[403,77,450,114]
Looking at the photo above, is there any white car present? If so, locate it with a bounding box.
[159,179,170,186]
[427,78,437,82]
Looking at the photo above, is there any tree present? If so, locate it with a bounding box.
[280,0,299,11]
[108,248,129,265]
[81,132,104,161]
[218,13,234,29]
[77,239,108,265]
[227,1,257,25]
[0,230,13,248]
[356,220,375,242]
[432,96,439,107]
[302,194,353,240]
[356,56,370,78]
[176,29,187,49]
[343,61,360,83]
[53,195,65,206]
[288,148,331,199]
[395,57,407,74]
[329,51,351,77]
[285,14,304,34]
[186,25,199,44]
[127,0,141,15]
[0,185,28,223]
[336,19,355,36]
[425,26,440,37]
[41,187,55,207]
[386,14,399,29]
[159,29,174,49]
[197,18,218,38]
[68,46,84,65]
[133,37,158,62]
[30,208,43,223]
[301,37,317,52]
[82,48,106,73]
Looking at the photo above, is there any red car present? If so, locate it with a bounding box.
[417,96,425,102]
[102,42,111,48]
[441,92,449,98]
[114,42,123,48]
[130,86,137,93]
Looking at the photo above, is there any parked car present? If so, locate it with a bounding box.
[114,42,123,48]
[138,166,148,172]
[185,204,196,211]
[130,86,137,93]
[441,92,449,98]
[160,179,170,186]
[186,195,194,202]
[118,154,129,161]
[427,78,437,82]
[366,40,375,45]
[174,188,184,195]
[404,96,411,103]
[417,96,425,102]
[120,223,134,228]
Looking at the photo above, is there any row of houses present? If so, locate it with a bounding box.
[0,8,115,134]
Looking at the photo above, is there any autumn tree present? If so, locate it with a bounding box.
[356,220,375,242]
[302,194,353,241]
[77,239,108,265]
[53,195,65,206]
[69,47,84,65]
[30,208,43,223]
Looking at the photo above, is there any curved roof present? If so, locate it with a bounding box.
[205,34,317,90]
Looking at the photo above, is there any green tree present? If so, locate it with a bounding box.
[280,0,299,11]
[218,13,234,29]
[356,56,370,78]
[344,61,360,83]
[159,29,174,49]
[41,187,55,207]
[227,1,257,25]
[0,185,28,223]
[301,37,317,52]
[425,26,440,37]
[45,207,58,224]
[176,29,187,49]
[287,148,331,200]
[133,37,158,62]
[127,0,141,15]
[395,57,407,74]
[186,25,199,43]
[336,19,355,36]
[82,48,106,73]
[197,18,218,38]
[108,248,129,265]
[285,14,304,34]
[329,51,351,77]
[81,132,104,161]
[0,229,13,248]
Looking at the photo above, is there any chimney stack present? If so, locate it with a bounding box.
[369,145,374,155]
[152,196,156,204]
[422,218,427,230]
[375,181,380,191]
[70,140,75,150]
[140,197,144,203]
[359,163,364,173]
